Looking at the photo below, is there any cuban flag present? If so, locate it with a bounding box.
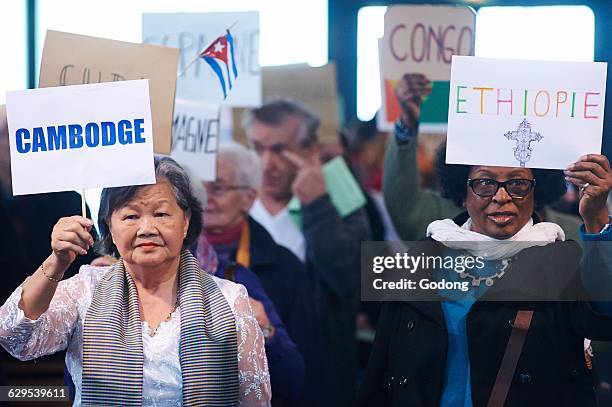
[199,30,238,99]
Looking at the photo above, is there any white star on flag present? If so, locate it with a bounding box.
[214,42,225,53]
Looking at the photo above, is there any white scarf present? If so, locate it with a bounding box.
[426,217,565,260]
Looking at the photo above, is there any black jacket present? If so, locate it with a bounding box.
[357,214,612,407]
[246,217,314,348]
[244,217,320,405]
[302,194,371,406]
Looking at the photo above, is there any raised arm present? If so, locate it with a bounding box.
[565,154,612,319]
[383,73,460,241]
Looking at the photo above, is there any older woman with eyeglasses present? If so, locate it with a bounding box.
[197,142,318,404]
[357,74,612,407]
[359,148,612,407]
[0,157,270,406]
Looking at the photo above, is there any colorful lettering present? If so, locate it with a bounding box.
[473,87,493,115]
[584,92,600,119]
[555,91,568,117]
[497,88,513,115]
[455,86,467,113]
[534,90,550,117]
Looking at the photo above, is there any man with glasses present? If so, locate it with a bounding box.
[243,100,371,406]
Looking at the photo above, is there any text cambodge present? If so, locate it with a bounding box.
[14,118,147,153]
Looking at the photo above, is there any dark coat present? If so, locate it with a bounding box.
[245,217,320,405]
[357,214,612,407]
[215,259,305,401]
[246,217,315,350]
[302,195,371,406]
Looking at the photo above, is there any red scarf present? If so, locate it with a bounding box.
[205,220,243,245]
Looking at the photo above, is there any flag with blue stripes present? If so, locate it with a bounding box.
[199,30,239,99]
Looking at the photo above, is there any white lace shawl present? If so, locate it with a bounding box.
[0,265,271,406]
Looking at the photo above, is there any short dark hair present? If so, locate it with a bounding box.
[97,156,203,257]
[436,142,567,209]
[243,99,320,148]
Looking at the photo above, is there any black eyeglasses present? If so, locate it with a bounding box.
[467,178,536,198]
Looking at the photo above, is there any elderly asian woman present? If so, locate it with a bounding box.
[357,75,612,407]
[0,157,271,406]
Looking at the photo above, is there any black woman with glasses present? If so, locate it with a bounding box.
[357,73,612,407]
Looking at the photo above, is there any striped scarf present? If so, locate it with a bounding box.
[82,250,238,406]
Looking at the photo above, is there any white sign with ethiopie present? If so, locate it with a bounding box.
[7,80,155,195]
[171,99,220,182]
[446,56,607,169]
[142,12,261,107]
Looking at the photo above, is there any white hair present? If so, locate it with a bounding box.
[218,141,262,190]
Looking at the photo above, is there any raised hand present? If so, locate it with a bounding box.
[564,154,612,233]
[394,73,432,128]
[282,150,327,205]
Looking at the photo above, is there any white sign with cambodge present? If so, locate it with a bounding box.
[7,80,155,195]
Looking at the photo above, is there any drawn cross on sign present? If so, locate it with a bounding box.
[503,119,543,167]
